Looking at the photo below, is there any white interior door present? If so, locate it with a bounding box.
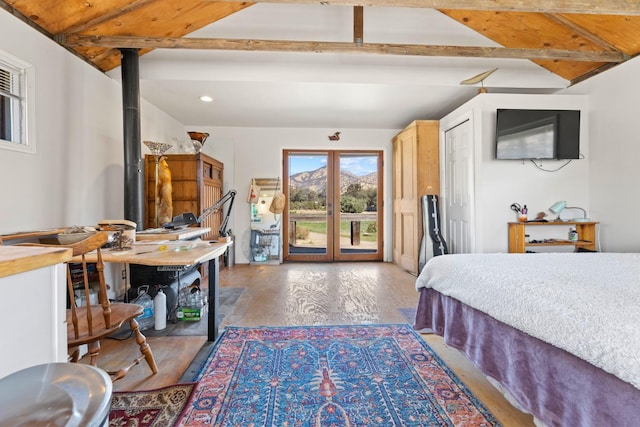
[443,119,475,253]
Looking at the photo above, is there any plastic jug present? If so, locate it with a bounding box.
[135,286,154,331]
[154,289,167,330]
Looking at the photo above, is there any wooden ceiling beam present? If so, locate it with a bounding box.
[208,0,640,16]
[61,34,627,62]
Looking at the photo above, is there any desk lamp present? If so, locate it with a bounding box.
[549,200,590,222]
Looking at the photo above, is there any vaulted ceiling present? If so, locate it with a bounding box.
[2,0,640,128]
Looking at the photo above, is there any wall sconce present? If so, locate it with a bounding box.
[549,200,590,222]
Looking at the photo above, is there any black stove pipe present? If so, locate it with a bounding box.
[120,48,144,231]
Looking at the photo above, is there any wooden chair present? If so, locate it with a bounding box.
[28,232,158,381]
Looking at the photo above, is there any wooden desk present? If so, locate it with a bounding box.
[0,246,71,278]
[80,241,229,341]
[0,228,67,244]
[135,227,211,242]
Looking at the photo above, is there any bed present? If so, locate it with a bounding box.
[414,252,640,427]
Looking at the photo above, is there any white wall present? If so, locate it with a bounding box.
[0,10,187,234]
[562,57,640,252]
[440,93,589,253]
[196,127,398,264]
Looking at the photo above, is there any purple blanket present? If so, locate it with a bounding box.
[415,288,640,427]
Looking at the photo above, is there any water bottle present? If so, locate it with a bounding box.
[154,289,167,330]
[135,286,154,331]
[189,288,203,309]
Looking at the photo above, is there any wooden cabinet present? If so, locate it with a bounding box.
[392,120,440,275]
[508,221,598,253]
[144,153,223,241]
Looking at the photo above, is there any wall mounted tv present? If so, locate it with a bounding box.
[495,109,581,160]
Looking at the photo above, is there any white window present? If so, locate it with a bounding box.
[0,50,35,153]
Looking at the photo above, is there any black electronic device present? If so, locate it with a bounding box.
[163,213,197,229]
[163,189,237,236]
[495,109,581,160]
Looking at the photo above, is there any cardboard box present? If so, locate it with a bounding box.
[177,307,203,321]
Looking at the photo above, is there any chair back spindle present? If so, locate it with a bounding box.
[19,230,158,380]
[67,266,80,340]
[95,249,111,329]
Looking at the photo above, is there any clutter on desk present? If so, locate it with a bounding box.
[98,219,136,250]
[108,230,134,251]
[511,204,551,223]
[529,211,548,222]
[510,202,529,222]
[57,225,97,245]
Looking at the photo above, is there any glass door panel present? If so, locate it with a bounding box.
[284,151,333,262]
[334,152,382,261]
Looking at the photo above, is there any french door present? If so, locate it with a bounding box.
[283,150,383,262]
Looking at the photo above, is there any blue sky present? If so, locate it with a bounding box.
[289,155,378,176]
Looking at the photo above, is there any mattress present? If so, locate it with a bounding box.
[416,288,640,427]
[415,252,640,389]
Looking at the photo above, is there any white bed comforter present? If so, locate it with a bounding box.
[416,253,640,390]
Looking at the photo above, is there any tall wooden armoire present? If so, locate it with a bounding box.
[392,120,440,275]
[144,153,224,241]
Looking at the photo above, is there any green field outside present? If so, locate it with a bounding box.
[296,220,377,242]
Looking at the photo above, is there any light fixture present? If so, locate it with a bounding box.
[187,131,209,153]
[200,95,213,102]
[549,200,590,222]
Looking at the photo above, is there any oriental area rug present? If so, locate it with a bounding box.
[109,383,195,427]
[178,324,502,426]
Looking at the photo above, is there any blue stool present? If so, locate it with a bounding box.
[0,363,112,426]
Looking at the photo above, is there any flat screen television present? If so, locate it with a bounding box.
[495,109,581,160]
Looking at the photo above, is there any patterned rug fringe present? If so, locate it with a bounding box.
[109,383,196,427]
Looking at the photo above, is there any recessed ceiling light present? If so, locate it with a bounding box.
[200,95,213,102]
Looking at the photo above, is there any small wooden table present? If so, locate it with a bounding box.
[78,241,230,341]
[508,221,599,253]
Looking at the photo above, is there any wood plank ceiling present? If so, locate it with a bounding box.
[1,0,640,84]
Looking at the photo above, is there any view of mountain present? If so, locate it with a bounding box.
[290,166,377,193]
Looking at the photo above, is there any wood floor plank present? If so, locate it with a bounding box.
[80,261,534,426]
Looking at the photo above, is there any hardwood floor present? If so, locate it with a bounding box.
[83,261,534,426]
